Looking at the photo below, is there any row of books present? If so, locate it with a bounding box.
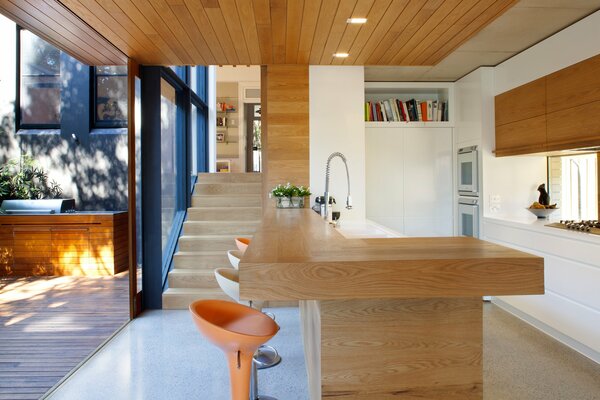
[365,99,448,122]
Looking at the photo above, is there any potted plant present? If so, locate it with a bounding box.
[271,183,311,209]
[0,155,64,210]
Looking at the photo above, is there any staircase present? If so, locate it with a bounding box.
[162,173,263,309]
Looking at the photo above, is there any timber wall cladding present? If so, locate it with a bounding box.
[0,213,128,277]
[0,0,517,66]
[262,65,310,203]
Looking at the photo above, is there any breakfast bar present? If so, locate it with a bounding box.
[239,208,544,399]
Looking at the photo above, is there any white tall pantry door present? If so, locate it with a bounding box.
[366,127,453,236]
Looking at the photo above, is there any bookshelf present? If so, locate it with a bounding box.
[216,96,239,158]
[364,82,454,128]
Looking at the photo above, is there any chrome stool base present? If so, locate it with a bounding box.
[254,345,281,369]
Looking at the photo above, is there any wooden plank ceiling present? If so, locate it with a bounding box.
[0,0,126,65]
[0,0,518,66]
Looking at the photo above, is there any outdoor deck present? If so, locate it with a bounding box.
[0,273,129,400]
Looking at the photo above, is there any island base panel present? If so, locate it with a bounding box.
[304,298,483,399]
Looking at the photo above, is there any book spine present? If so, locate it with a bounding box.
[391,98,400,121]
[427,100,432,121]
[402,101,410,122]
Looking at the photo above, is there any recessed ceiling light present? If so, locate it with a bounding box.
[347,17,367,24]
[333,52,349,58]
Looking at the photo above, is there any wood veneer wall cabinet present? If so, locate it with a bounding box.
[495,54,600,156]
[0,212,128,277]
[261,65,310,204]
[494,78,547,156]
[546,54,600,150]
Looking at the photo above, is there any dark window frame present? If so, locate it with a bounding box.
[92,66,128,129]
[15,25,61,131]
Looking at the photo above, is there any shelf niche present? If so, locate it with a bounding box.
[365,82,454,127]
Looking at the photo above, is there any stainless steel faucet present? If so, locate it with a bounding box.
[322,152,352,220]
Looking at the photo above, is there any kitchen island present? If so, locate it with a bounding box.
[239,209,544,399]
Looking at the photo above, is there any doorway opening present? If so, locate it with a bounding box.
[245,103,262,172]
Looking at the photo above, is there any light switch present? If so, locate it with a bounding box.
[489,195,501,213]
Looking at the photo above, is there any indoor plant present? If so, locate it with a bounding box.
[271,183,311,208]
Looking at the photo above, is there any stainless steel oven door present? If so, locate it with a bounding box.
[458,146,478,195]
[458,198,479,238]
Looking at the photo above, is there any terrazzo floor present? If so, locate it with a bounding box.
[46,303,600,400]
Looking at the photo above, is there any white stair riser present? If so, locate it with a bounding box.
[191,195,262,208]
[162,291,233,309]
[197,173,262,183]
[168,271,220,289]
[178,237,240,252]
[187,208,262,221]
[173,254,230,269]
[195,183,262,195]
[183,221,259,235]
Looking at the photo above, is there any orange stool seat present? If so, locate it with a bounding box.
[235,237,251,252]
[190,299,279,400]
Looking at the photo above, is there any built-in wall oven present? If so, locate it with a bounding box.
[458,146,478,196]
[458,197,479,238]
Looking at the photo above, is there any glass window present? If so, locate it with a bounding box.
[191,102,207,178]
[191,104,198,183]
[95,66,127,127]
[160,78,181,253]
[19,29,61,127]
[169,66,187,83]
[548,153,598,220]
[190,66,207,101]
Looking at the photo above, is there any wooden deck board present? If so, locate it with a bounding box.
[0,274,129,399]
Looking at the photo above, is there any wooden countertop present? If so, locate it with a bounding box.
[239,208,544,300]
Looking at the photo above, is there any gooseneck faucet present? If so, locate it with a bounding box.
[322,152,352,220]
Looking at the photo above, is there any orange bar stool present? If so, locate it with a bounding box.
[215,268,282,370]
[235,237,251,252]
[190,300,279,400]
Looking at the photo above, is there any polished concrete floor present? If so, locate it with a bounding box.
[46,303,600,400]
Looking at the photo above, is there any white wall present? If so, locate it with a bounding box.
[207,66,217,172]
[454,11,600,221]
[455,68,546,222]
[495,10,600,94]
[480,11,600,366]
[0,14,16,131]
[309,66,366,221]
[478,11,600,219]
[216,66,260,82]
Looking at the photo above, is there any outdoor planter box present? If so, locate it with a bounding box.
[0,212,128,277]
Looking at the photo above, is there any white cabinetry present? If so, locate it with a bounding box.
[366,126,453,236]
[483,217,600,363]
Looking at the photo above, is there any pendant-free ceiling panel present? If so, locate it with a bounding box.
[1,0,518,66]
[0,0,126,65]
